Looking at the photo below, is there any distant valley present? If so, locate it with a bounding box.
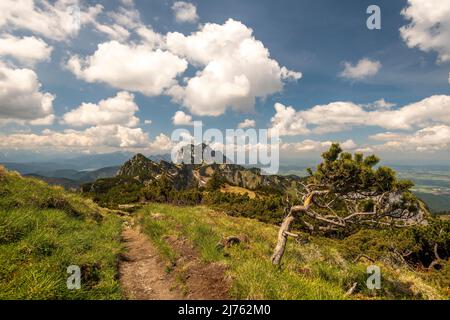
[278,164,450,214]
[0,152,171,189]
[2,152,449,213]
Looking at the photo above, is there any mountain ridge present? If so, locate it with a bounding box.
[85,151,302,194]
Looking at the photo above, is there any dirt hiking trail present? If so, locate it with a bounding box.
[119,227,183,300]
[119,226,230,300]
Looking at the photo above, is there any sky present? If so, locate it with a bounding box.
[0,0,449,165]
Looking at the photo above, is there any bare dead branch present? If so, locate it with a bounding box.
[283,231,299,238]
[345,282,358,296]
[353,254,375,263]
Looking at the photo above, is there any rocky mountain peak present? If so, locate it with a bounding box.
[174,143,229,165]
[130,153,148,162]
[118,153,159,179]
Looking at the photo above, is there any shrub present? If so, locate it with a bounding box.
[205,171,226,191]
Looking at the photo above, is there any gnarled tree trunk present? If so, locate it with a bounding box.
[271,213,296,265]
[271,192,319,266]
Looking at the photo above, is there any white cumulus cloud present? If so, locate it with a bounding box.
[62,91,140,128]
[92,22,130,42]
[171,2,199,23]
[67,41,188,96]
[0,34,52,66]
[172,111,193,126]
[0,0,101,41]
[281,139,356,153]
[0,125,151,150]
[372,125,450,152]
[271,95,450,136]
[136,26,164,48]
[269,103,310,136]
[364,99,396,110]
[238,119,256,129]
[87,5,142,41]
[400,0,450,63]
[166,19,301,116]
[369,132,406,142]
[0,61,55,125]
[339,58,381,80]
[148,133,175,154]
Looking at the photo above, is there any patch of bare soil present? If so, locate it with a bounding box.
[166,235,231,300]
[119,227,230,300]
[119,228,183,300]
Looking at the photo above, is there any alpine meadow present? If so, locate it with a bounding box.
[0,0,449,304]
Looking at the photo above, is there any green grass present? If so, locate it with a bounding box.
[0,169,104,221]
[138,205,339,299]
[138,203,447,300]
[1,164,447,300]
[0,167,123,300]
[141,218,178,267]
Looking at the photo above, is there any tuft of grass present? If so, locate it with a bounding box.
[190,224,223,262]
[140,217,177,266]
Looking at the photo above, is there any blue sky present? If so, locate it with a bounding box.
[0,0,449,164]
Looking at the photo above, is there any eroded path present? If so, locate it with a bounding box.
[119,227,183,300]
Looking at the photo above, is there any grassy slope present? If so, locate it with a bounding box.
[0,167,123,299]
[220,185,256,199]
[139,203,446,300]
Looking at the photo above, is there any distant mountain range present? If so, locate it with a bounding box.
[0,151,171,170]
[83,149,302,194]
[0,152,172,189]
[2,148,449,213]
[22,166,120,189]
